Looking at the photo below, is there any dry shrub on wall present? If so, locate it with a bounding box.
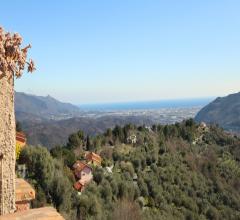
[0,26,35,80]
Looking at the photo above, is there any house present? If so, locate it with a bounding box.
[133,173,138,181]
[16,164,27,179]
[73,181,85,192]
[127,134,137,144]
[85,152,102,166]
[72,161,93,185]
[200,122,207,128]
[105,165,114,174]
[16,132,27,149]
[72,161,93,192]
[198,122,209,132]
[145,126,153,132]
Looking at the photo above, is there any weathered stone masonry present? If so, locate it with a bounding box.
[0,75,16,215]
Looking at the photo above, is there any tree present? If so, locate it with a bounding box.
[112,199,142,220]
[113,125,124,142]
[77,130,84,140]
[19,146,76,218]
[86,135,92,151]
[185,118,195,127]
[50,146,76,167]
[67,133,81,149]
[19,146,55,190]
[16,121,22,132]
[78,194,102,220]
[50,167,73,213]
[105,128,112,137]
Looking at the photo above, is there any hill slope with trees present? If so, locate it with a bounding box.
[18,120,240,220]
[20,115,155,148]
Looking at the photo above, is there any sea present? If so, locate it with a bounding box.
[79,97,214,111]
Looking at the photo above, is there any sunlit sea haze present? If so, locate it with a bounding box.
[79,97,214,111]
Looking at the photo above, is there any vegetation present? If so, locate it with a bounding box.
[16,121,23,159]
[18,119,240,220]
[0,26,35,79]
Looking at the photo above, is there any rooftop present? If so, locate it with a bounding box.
[85,152,102,162]
[73,161,91,172]
[15,178,35,202]
[16,132,26,144]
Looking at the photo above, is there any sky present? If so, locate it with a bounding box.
[1,0,240,104]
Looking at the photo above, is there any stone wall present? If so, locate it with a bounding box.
[0,76,16,215]
[0,207,65,220]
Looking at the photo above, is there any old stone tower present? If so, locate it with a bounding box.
[0,75,16,215]
[0,26,35,215]
[0,27,65,220]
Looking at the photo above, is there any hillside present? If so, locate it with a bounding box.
[19,120,240,220]
[15,92,156,148]
[195,92,240,132]
[21,115,155,148]
[15,92,81,120]
[15,92,202,148]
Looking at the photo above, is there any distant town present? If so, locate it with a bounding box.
[51,106,202,125]
[81,106,203,124]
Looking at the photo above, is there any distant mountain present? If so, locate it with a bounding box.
[15,92,81,120]
[195,92,240,132]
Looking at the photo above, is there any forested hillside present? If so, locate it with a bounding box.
[18,120,240,220]
[21,115,155,148]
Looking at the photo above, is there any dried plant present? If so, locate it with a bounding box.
[0,26,35,80]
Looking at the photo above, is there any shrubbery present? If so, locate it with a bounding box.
[18,120,240,220]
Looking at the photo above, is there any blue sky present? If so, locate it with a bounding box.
[1,0,240,104]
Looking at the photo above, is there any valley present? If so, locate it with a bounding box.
[15,92,203,148]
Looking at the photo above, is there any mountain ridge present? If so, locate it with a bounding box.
[15,91,81,120]
[195,92,240,132]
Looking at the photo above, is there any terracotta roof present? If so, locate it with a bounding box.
[15,178,35,202]
[16,132,26,144]
[73,181,84,191]
[73,161,91,172]
[16,137,26,143]
[16,132,26,138]
[86,152,102,163]
[0,207,65,220]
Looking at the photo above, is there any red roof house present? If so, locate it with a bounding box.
[16,132,27,148]
[73,181,85,192]
[85,152,102,166]
[72,161,93,187]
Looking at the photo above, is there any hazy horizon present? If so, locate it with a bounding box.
[1,1,240,103]
[78,97,214,111]
[16,90,215,107]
